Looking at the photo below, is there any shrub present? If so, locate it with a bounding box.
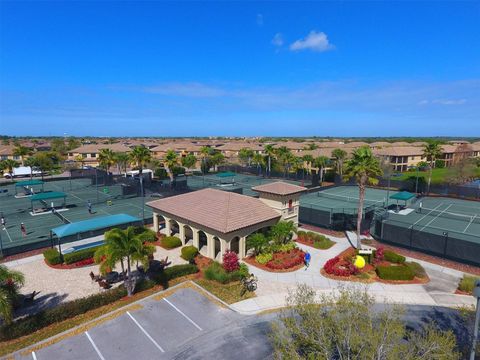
[255,252,273,265]
[374,247,385,263]
[64,246,102,265]
[181,245,199,261]
[223,250,239,272]
[296,230,307,239]
[43,248,62,265]
[266,249,305,270]
[161,236,182,249]
[458,275,480,294]
[238,263,249,278]
[313,238,334,250]
[136,228,157,243]
[299,232,334,249]
[0,263,199,341]
[384,250,405,264]
[324,257,359,277]
[376,265,414,281]
[204,262,243,284]
[405,261,427,278]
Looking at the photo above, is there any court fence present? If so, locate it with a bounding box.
[371,212,480,266]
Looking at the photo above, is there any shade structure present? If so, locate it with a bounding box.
[14,180,44,187]
[30,192,67,202]
[51,214,141,239]
[389,191,416,201]
[216,172,236,178]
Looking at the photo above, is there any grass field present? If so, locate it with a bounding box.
[398,167,480,184]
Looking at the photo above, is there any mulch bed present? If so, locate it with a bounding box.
[193,254,213,278]
[299,223,344,237]
[321,248,430,285]
[295,237,336,250]
[244,249,306,273]
[44,258,97,270]
[364,239,480,276]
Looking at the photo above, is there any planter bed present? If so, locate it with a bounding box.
[244,249,306,273]
[44,257,96,270]
[321,248,429,285]
[296,231,335,250]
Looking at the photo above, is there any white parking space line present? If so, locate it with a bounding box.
[463,214,477,233]
[126,311,165,353]
[163,298,203,331]
[31,351,38,360]
[420,204,453,232]
[409,202,444,228]
[85,331,106,360]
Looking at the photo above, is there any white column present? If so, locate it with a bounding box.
[153,213,159,232]
[192,227,200,249]
[239,236,247,259]
[218,238,228,263]
[165,216,171,236]
[207,234,215,259]
[178,223,186,245]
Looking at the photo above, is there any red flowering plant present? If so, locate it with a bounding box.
[323,256,359,277]
[373,247,384,265]
[266,250,305,270]
[222,250,240,272]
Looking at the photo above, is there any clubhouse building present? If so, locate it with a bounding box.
[147,182,306,261]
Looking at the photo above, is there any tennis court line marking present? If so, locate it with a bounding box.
[3,227,13,242]
[31,351,37,360]
[163,298,203,331]
[420,204,453,232]
[409,203,444,228]
[463,214,477,233]
[126,311,165,353]
[85,331,106,360]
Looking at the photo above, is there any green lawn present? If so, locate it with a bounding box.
[398,167,480,185]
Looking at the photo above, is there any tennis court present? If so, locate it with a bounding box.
[374,196,480,265]
[187,172,310,196]
[0,178,152,256]
[299,186,390,229]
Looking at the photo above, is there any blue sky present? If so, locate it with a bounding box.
[0,1,479,137]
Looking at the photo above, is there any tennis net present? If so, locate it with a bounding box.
[317,192,385,206]
[418,207,480,224]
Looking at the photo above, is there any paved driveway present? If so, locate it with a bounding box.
[11,288,273,360]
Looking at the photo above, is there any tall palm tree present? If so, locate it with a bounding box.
[98,148,116,173]
[332,148,347,177]
[164,149,179,181]
[94,227,155,296]
[129,146,152,175]
[210,151,225,172]
[314,156,330,184]
[181,154,197,170]
[13,145,31,166]
[422,141,442,193]
[238,148,254,166]
[200,146,211,174]
[302,154,314,174]
[264,144,276,177]
[252,153,264,176]
[0,265,25,324]
[114,152,130,176]
[0,159,19,180]
[74,154,85,169]
[275,146,292,177]
[24,157,37,179]
[343,146,383,249]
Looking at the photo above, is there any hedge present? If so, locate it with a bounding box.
[376,265,414,281]
[181,246,198,261]
[161,236,182,249]
[405,261,427,278]
[64,246,102,265]
[458,275,480,294]
[0,264,198,342]
[204,262,246,284]
[384,250,406,264]
[43,248,62,265]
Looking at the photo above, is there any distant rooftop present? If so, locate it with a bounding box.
[252,181,306,196]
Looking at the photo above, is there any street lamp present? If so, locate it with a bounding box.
[471,279,480,360]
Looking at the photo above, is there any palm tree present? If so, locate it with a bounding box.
[238,148,254,166]
[264,144,276,177]
[129,146,152,175]
[0,159,19,180]
[98,148,116,173]
[94,227,155,296]
[200,146,211,174]
[24,157,37,179]
[422,141,442,193]
[332,148,347,178]
[13,145,31,166]
[74,154,85,169]
[0,265,25,324]
[181,154,197,170]
[302,154,314,175]
[210,151,225,172]
[343,146,383,249]
[314,156,330,184]
[114,152,130,176]
[252,153,264,176]
[275,146,292,177]
[164,149,179,181]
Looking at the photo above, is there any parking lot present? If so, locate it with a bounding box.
[10,287,273,360]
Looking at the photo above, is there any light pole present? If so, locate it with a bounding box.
[471,279,480,360]
[415,166,420,194]
[140,175,145,225]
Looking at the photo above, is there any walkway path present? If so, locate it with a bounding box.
[234,231,476,314]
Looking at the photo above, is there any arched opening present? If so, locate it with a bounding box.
[157,214,166,231]
[213,236,221,260]
[169,219,179,236]
[198,231,208,254]
[183,225,193,245]
[230,236,240,255]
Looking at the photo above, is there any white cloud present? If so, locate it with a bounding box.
[271,33,284,47]
[418,99,467,106]
[289,31,334,52]
[140,83,226,98]
[256,14,263,26]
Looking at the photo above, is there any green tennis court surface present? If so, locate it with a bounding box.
[0,178,152,254]
[385,196,480,242]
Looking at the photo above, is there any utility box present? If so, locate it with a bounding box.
[474,280,480,298]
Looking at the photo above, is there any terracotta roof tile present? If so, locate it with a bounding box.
[147,188,280,234]
[252,181,306,195]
